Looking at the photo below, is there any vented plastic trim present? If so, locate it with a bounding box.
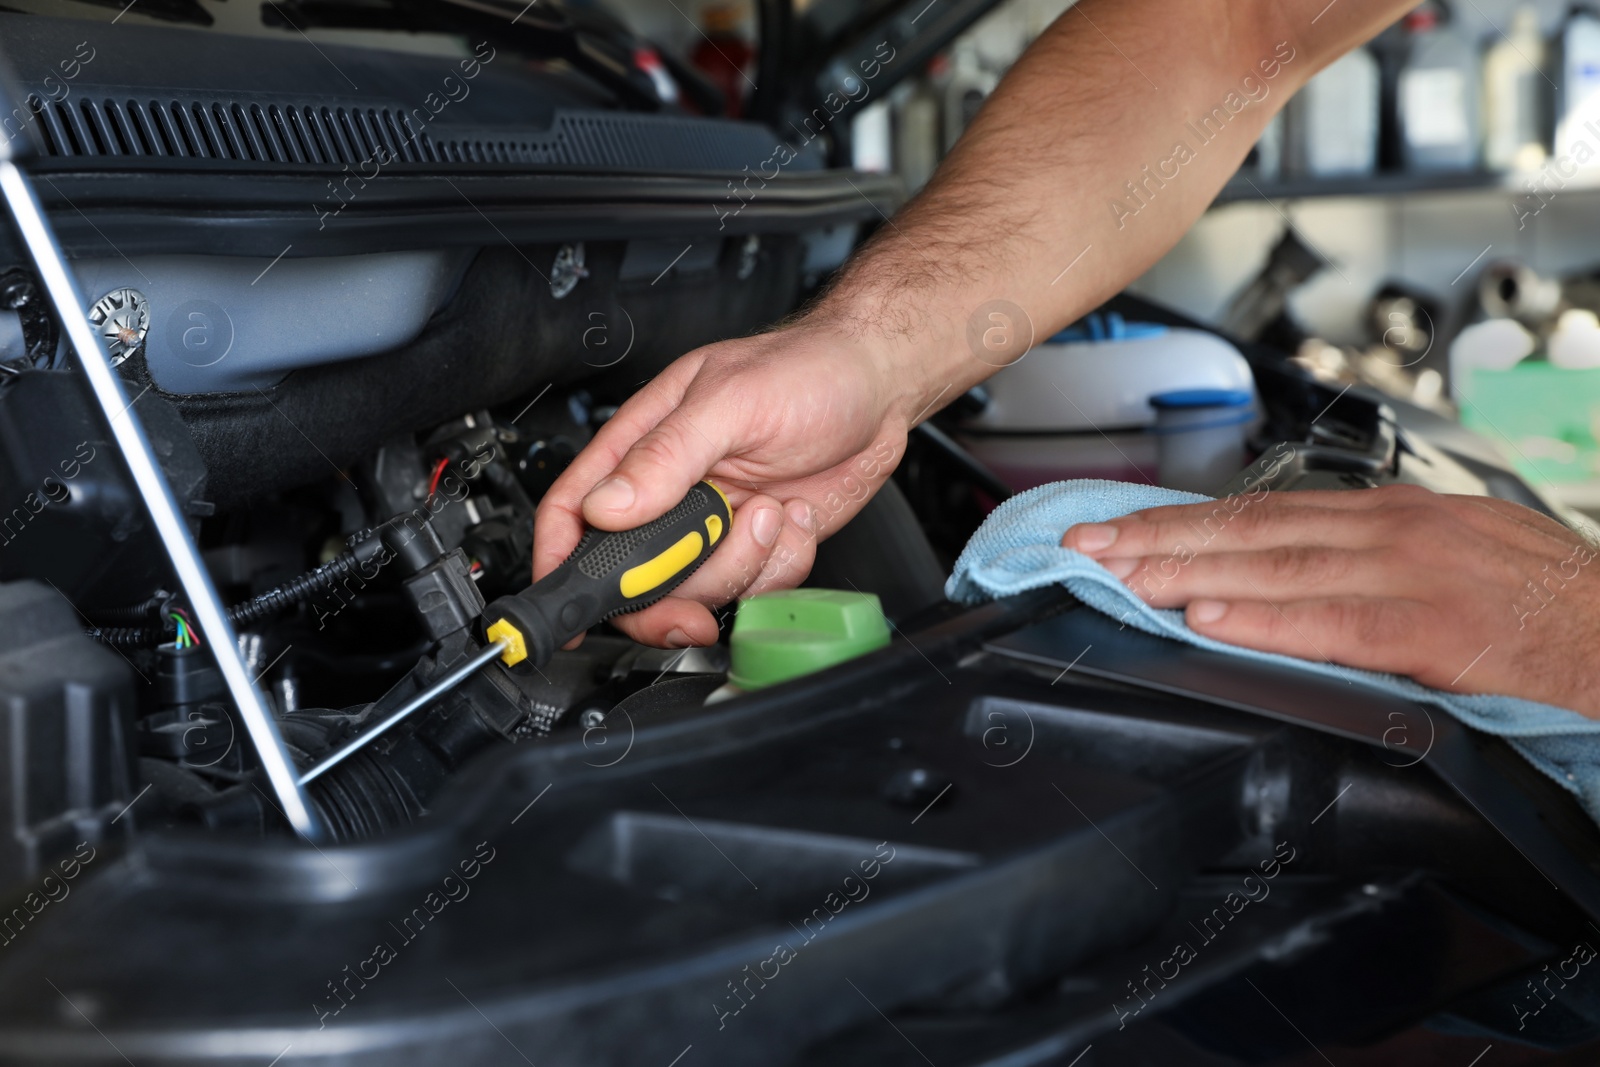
[22,92,792,173]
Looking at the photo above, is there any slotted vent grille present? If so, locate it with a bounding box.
[22,93,786,172]
[25,95,427,165]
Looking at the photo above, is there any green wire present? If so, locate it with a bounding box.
[174,607,200,647]
[168,612,190,649]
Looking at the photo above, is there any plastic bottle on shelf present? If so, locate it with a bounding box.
[1254,112,1285,181]
[1449,318,1536,384]
[943,43,999,152]
[1550,308,1600,367]
[1557,6,1600,166]
[1400,5,1482,171]
[1370,16,1413,171]
[1149,390,1255,495]
[851,100,893,173]
[1025,0,1073,42]
[1484,6,1549,171]
[1287,47,1380,177]
[893,66,943,193]
[691,2,754,118]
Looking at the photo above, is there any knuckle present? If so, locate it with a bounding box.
[1314,598,1413,663]
[1376,504,1434,545]
[1257,604,1306,651]
[706,553,761,604]
[1263,604,1331,660]
[1415,504,1470,545]
[1376,483,1438,506]
[1321,598,1375,639]
[1126,558,1168,601]
[630,427,687,472]
[1263,545,1340,588]
[1221,500,1273,542]
[1168,503,1236,548]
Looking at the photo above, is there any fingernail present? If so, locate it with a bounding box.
[1070,523,1118,553]
[1102,557,1138,579]
[752,506,782,547]
[586,476,635,513]
[1191,600,1228,624]
[665,628,694,648]
[786,500,814,534]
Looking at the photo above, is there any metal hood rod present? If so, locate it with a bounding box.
[0,75,324,841]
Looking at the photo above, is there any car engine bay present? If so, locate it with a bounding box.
[5,4,1600,1066]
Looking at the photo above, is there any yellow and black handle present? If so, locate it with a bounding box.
[484,481,732,670]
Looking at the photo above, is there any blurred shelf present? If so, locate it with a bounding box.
[1542,480,1600,514]
[1212,168,1600,206]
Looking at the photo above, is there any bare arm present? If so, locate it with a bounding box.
[819,0,1409,423]
[534,0,1414,648]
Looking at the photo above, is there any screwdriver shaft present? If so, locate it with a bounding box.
[299,638,510,786]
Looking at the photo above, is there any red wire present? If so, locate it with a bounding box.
[428,457,449,497]
[174,607,201,646]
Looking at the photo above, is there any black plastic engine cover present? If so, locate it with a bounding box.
[144,239,804,507]
[0,370,206,608]
[0,591,1594,1065]
[0,581,135,888]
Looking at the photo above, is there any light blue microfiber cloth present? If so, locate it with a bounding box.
[946,479,1600,824]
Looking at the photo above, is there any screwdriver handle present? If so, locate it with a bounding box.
[484,481,733,669]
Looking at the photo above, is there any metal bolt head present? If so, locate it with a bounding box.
[87,287,150,366]
[883,766,952,808]
[0,276,32,309]
[736,235,760,280]
[550,243,588,300]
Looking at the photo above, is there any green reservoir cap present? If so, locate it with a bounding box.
[728,589,891,690]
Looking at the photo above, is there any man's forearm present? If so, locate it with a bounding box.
[813,0,1414,424]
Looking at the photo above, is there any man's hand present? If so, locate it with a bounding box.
[532,0,1424,650]
[1062,485,1600,716]
[533,319,912,648]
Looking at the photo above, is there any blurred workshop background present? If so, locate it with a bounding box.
[615,0,1600,513]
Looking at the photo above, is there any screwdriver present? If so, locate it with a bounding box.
[294,482,733,785]
[484,480,733,670]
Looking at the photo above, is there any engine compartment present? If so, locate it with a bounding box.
[8,7,1600,1064]
[0,0,906,867]
[6,243,1600,1063]
[0,298,764,844]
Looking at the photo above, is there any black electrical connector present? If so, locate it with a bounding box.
[93,512,457,647]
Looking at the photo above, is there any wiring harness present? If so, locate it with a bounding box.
[89,514,447,649]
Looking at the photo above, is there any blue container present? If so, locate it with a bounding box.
[1149,388,1255,494]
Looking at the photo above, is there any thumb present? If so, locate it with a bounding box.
[581,406,727,530]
